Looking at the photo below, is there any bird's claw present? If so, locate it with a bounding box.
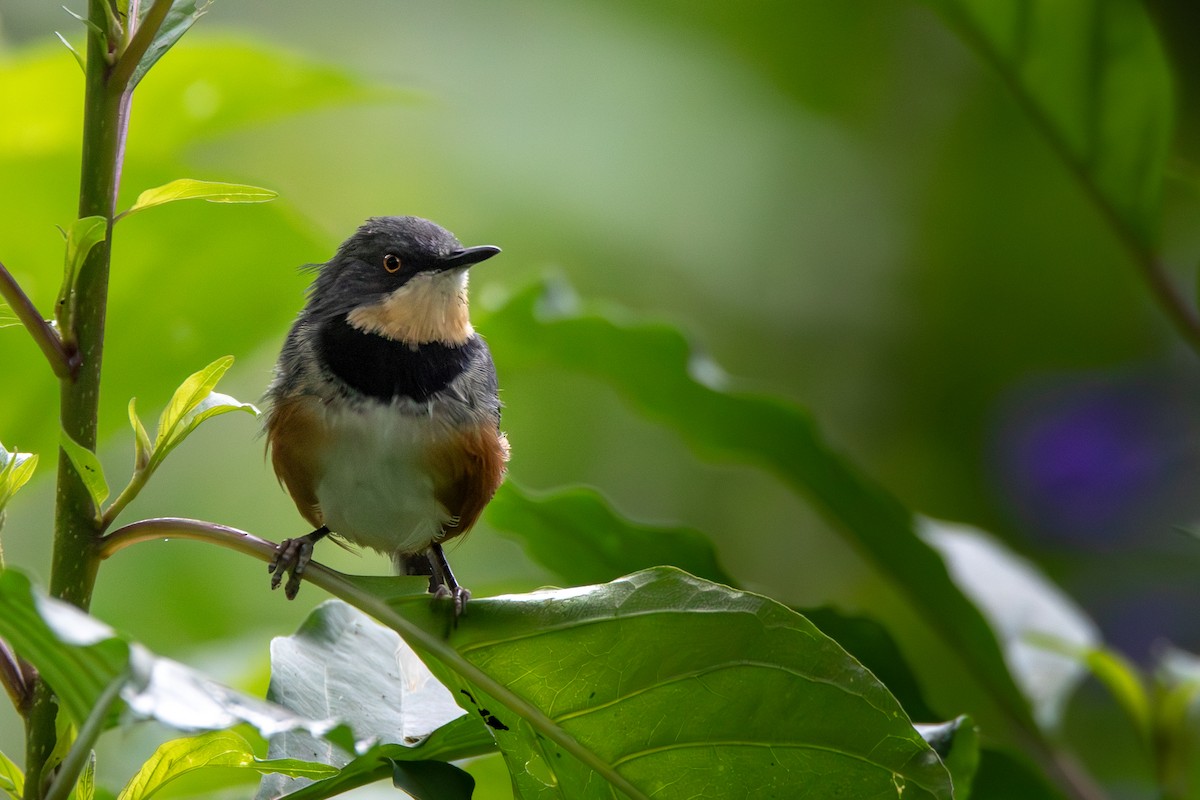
[269,537,315,600]
[433,583,471,620]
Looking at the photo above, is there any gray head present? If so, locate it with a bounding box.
[305,216,501,320]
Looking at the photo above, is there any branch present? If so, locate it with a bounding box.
[107,0,174,90]
[0,260,76,380]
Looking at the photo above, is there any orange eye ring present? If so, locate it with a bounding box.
[383,253,402,273]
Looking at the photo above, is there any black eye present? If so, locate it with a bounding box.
[383,253,402,273]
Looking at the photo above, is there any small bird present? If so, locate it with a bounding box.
[263,216,509,615]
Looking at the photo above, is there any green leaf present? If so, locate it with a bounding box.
[56,215,107,335]
[269,746,477,800]
[156,355,235,444]
[921,519,1099,730]
[148,356,259,472]
[483,282,1036,733]
[0,570,129,725]
[119,178,278,220]
[919,0,1171,249]
[117,731,336,800]
[53,31,86,72]
[0,750,23,799]
[129,0,213,88]
[389,759,475,800]
[970,749,1067,800]
[916,717,980,800]
[488,482,736,586]
[0,443,38,514]
[341,568,954,800]
[1155,647,1200,798]
[1025,634,1150,742]
[76,751,96,800]
[59,429,110,512]
[802,606,940,722]
[128,398,152,471]
[259,600,492,799]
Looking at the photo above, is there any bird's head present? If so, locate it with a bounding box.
[308,216,500,347]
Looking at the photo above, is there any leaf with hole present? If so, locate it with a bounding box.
[342,567,954,800]
[59,429,109,512]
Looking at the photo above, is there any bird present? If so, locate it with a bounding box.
[263,216,509,616]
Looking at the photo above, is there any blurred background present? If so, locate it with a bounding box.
[2,0,1200,795]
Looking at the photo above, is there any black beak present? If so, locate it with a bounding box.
[438,245,502,270]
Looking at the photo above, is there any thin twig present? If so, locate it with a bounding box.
[0,260,75,380]
[107,0,174,90]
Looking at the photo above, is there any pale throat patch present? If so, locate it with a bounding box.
[347,270,474,346]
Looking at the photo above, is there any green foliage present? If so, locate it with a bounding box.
[1,1,1198,798]
[115,731,334,800]
[920,0,1171,249]
[144,355,258,473]
[56,215,107,344]
[59,429,110,515]
[488,482,735,586]
[0,444,37,520]
[0,750,23,799]
[484,282,1036,734]
[354,569,955,800]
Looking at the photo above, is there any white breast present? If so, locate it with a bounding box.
[315,402,452,555]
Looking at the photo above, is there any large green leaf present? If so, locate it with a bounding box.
[329,568,954,800]
[487,480,945,722]
[488,482,735,586]
[919,0,1172,249]
[481,282,1035,734]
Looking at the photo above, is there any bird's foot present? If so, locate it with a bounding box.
[432,582,471,619]
[269,526,329,600]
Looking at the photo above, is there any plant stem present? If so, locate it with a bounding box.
[0,262,74,380]
[23,0,139,794]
